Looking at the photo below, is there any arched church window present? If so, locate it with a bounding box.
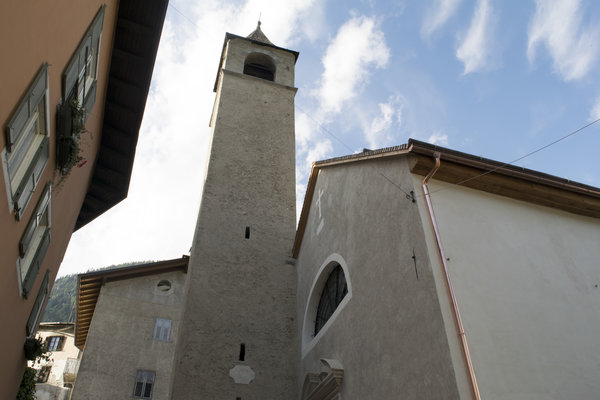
[314,264,348,335]
[243,53,275,81]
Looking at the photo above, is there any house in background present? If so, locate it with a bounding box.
[71,257,188,400]
[0,1,168,397]
[30,322,81,400]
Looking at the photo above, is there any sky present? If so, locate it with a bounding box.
[58,0,600,276]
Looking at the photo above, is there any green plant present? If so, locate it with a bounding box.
[18,337,51,400]
[16,367,37,400]
[23,337,49,362]
[69,98,87,138]
[55,98,88,184]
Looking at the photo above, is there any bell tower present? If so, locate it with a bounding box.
[170,24,299,399]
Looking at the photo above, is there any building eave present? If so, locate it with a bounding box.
[74,0,169,230]
[292,139,600,258]
[74,256,189,350]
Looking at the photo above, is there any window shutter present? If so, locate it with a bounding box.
[5,64,48,152]
[13,139,50,221]
[83,80,97,117]
[63,52,80,99]
[22,228,50,296]
[14,176,35,221]
[31,137,50,188]
[29,65,48,111]
[19,215,36,257]
[26,270,49,335]
[90,6,106,51]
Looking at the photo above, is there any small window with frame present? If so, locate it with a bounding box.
[2,63,50,220]
[36,366,52,383]
[62,6,105,122]
[46,336,65,351]
[133,370,155,399]
[153,318,172,342]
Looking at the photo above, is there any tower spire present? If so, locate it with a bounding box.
[247,20,273,45]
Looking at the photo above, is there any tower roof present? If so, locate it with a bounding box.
[246,21,274,45]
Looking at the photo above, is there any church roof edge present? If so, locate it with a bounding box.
[293,139,600,257]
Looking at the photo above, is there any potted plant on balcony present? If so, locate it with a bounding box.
[56,98,87,178]
[18,337,51,400]
[23,336,48,361]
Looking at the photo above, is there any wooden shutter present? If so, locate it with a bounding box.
[19,183,51,296]
[5,63,48,152]
[63,5,105,101]
[22,229,50,297]
[63,50,80,100]
[19,180,50,255]
[83,80,97,118]
[26,270,49,335]
[13,137,49,220]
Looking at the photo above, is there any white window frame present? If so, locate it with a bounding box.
[47,336,65,351]
[133,370,155,399]
[18,183,51,298]
[153,318,172,342]
[2,63,50,220]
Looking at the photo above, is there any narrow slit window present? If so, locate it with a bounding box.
[245,227,250,239]
[239,343,245,361]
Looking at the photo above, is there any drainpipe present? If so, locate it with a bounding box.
[422,152,481,400]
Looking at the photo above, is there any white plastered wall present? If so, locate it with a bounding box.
[416,177,600,399]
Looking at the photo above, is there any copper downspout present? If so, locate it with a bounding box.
[422,152,481,400]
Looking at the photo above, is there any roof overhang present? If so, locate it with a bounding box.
[293,139,600,257]
[75,0,169,230]
[74,256,189,350]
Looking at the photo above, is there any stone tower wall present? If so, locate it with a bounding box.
[171,35,298,400]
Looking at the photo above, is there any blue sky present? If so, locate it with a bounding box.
[59,0,600,276]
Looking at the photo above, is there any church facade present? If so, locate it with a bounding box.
[73,25,600,400]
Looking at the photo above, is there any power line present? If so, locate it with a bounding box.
[295,103,355,153]
[444,117,600,189]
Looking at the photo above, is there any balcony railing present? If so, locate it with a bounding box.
[63,358,80,382]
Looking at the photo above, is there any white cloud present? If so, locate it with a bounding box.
[528,0,599,81]
[456,0,494,74]
[427,131,449,146]
[590,97,600,121]
[59,0,324,276]
[306,139,334,165]
[363,97,403,149]
[316,16,390,115]
[237,0,323,45]
[422,0,461,38]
